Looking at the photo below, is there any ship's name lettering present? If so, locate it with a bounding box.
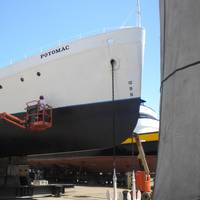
[40,45,69,59]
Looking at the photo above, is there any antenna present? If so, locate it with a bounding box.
[136,0,142,27]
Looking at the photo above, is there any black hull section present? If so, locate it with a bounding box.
[0,98,140,157]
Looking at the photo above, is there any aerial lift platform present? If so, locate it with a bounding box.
[0,100,53,131]
[0,101,73,198]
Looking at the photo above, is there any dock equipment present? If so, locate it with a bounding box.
[0,156,74,198]
[0,100,52,131]
[133,133,151,200]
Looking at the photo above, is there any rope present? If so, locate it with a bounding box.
[111,61,116,169]
[111,60,118,200]
[161,60,200,88]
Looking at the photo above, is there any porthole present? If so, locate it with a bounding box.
[0,85,2,89]
[37,72,41,76]
[20,77,24,82]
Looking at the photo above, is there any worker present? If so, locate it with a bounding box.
[38,95,48,122]
[39,95,46,111]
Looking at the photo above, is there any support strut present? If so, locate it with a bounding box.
[0,112,25,129]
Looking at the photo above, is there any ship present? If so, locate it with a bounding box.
[0,27,145,157]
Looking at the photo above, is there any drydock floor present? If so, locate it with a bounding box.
[14,186,125,200]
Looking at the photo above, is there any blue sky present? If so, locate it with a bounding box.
[0,0,160,114]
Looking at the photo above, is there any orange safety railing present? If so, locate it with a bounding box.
[25,100,52,131]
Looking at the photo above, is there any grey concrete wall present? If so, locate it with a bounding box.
[153,1,200,199]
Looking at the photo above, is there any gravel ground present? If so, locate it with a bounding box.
[33,186,125,200]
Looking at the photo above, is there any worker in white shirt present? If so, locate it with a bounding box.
[38,95,47,122]
[39,95,46,111]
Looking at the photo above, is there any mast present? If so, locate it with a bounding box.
[136,0,142,27]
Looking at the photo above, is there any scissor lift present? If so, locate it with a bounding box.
[0,100,52,131]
